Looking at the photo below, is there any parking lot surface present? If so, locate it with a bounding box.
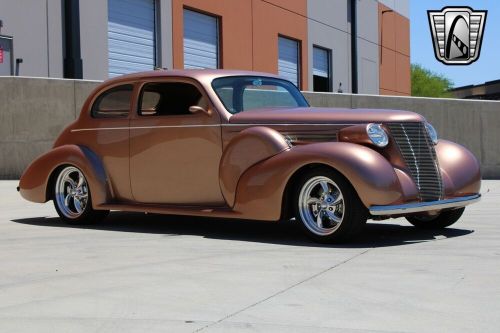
[1,180,499,332]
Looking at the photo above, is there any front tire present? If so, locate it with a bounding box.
[53,166,109,225]
[294,168,367,243]
[406,208,465,229]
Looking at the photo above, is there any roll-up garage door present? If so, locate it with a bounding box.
[183,9,219,69]
[108,0,156,78]
[278,37,300,87]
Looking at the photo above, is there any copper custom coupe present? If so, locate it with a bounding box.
[19,70,481,242]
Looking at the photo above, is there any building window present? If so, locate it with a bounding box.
[108,0,157,78]
[183,9,219,69]
[313,46,331,92]
[278,36,300,88]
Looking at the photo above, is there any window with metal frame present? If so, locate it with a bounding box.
[183,9,219,69]
[278,36,300,88]
[313,46,332,92]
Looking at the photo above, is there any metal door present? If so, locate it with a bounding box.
[108,0,156,77]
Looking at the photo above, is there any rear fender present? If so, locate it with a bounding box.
[19,145,110,207]
[232,142,402,221]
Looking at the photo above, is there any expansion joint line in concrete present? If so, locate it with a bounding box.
[193,249,370,332]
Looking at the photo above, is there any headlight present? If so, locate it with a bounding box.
[425,122,438,145]
[366,123,389,147]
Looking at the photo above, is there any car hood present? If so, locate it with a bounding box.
[228,107,425,124]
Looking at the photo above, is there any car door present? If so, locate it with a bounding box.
[129,78,225,205]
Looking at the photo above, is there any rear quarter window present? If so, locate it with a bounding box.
[92,84,133,118]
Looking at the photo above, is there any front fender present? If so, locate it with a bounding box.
[19,145,110,207]
[232,142,402,221]
[436,140,481,197]
[219,127,290,206]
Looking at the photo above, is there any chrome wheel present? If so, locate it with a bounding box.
[55,166,89,219]
[298,176,344,236]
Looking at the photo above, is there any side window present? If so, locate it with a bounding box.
[139,82,207,116]
[141,91,161,116]
[92,84,133,118]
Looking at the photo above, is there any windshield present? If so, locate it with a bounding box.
[212,76,309,114]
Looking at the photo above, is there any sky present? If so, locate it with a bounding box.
[410,0,500,87]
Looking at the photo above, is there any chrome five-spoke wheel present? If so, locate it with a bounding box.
[55,166,89,218]
[53,166,108,224]
[294,168,367,243]
[298,176,344,236]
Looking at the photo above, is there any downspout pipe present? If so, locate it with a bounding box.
[350,0,358,94]
[63,0,83,79]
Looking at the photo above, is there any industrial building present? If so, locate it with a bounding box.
[0,0,410,95]
[450,80,500,100]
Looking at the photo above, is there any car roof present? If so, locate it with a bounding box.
[104,69,282,85]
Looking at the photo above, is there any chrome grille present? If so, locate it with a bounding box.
[387,122,443,201]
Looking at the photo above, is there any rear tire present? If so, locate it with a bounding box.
[406,208,465,229]
[294,168,367,243]
[53,166,109,225]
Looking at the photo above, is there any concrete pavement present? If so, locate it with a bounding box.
[1,180,499,332]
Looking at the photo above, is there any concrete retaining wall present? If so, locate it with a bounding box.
[0,77,499,179]
[0,77,100,179]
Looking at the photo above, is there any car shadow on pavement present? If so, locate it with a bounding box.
[11,212,474,248]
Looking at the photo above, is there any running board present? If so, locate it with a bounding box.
[96,203,246,220]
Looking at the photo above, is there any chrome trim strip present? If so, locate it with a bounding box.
[223,123,356,127]
[70,123,357,132]
[71,124,219,132]
[369,194,481,216]
[71,128,124,132]
[71,128,129,132]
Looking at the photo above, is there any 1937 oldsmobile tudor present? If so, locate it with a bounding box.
[18,70,481,242]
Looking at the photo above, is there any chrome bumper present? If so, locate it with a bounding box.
[369,194,481,216]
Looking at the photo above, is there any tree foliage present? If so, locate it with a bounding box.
[411,64,454,98]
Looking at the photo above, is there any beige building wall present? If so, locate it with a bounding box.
[0,0,410,95]
[0,0,63,77]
